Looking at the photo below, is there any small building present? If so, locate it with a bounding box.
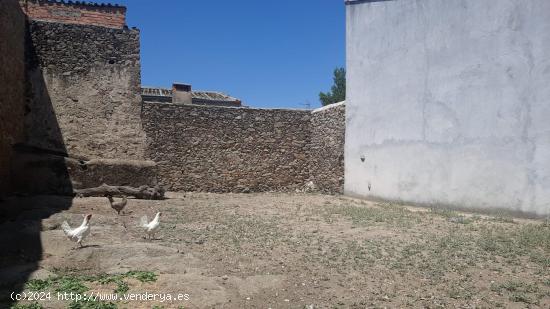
[141,83,242,107]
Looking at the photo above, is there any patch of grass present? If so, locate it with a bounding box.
[20,270,158,306]
[25,279,53,291]
[94,274,124,285]
[92,274,128,294]
[489,216,515,224]
[447,286,473,300]
[55,276,88,294]
[113,281,129,294]
[324,203,419,227]
[477,228,512,253]
[491,280,541,304]
[24,275,89,294]
[516,223,550,248]
[126,271,157,283]
[68,300,117,309]
[10,303,43,309]
[508,293,538,305]
[476,223,550,269]
[429,207,459,218]
[491,281,539,294]
[209,215,283,250]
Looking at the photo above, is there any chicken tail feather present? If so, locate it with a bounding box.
[61,221,72,235]
[140,215,148,227]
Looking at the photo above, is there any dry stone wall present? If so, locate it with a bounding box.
[0,0,27,195]
[142,102,346,193]
[142,103,313,192]
[310,102,345,194]
[26,20,146,160]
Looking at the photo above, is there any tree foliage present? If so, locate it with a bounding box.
[319,67,346,106]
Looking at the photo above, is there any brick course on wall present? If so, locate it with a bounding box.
[0,0,27,195]
[27,20,146,160]
[20,0,126,29]
[142,103,313,193]
[310,102,346,194]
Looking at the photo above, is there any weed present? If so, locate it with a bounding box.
[509,293,537,304]
[25,279,53,291]
[126,271,157,283]
[489,216,515,224]
[113,281,129,294]
[491,281,539,294]
[325,203,416,227]
[55,276,88,294]
[429,207,459,219]
[68,300,117,309]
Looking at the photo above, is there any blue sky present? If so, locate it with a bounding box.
[111,0,345,109]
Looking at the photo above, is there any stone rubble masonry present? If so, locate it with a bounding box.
[0,0,27,195]
[20,0,126,29]
[27,20,146,160]
[142,102,346,194]
[142,103,313,193]
[310,102,345,194]
[65,159,158,189]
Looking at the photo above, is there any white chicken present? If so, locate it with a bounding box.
[140,212,161,240]
[61,214,92,248]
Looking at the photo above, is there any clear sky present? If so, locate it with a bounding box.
[110,0,345,109]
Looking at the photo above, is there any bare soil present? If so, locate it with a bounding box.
[2,192,549,308]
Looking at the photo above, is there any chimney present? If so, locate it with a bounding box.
[172,83,192,104]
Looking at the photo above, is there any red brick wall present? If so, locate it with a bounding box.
[20,0,126,29]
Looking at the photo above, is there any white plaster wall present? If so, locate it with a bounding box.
[345,0,550,215]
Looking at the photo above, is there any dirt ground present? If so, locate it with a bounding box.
[1,192,549,309]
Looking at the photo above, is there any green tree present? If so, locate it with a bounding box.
[319,67,346,106]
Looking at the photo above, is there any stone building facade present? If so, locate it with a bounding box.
[26,20,145,160]
[1,0,346,195]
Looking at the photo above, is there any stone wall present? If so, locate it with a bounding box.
[142,103,312,192]
[20,0,126,29]
[0,0,27,195]
[310,102,345,194]
[66,159,158,189]
[27,20,146,160]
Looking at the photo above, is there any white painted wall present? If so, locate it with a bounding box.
[345,0,550,215]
